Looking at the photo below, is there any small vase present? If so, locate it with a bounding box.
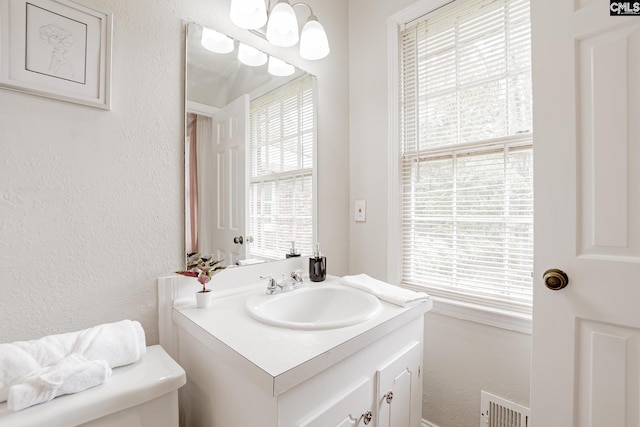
[196,290,213,308]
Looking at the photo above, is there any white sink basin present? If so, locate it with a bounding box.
[244,284,382,330]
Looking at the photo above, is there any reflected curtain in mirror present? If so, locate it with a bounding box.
[186,114,217,255]
[186,114,199,254]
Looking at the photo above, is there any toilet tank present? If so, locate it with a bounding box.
[0,345,185,427]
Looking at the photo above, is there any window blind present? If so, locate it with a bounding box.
[400,0,533,313]
[248,74,315,260]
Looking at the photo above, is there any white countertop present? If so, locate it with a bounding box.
[173,276,432,396]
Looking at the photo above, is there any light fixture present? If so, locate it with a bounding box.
[299,13,330,60]
[268,55,295,76]
[200,27,234,54]
[229,0,267,30]
[229,0,330,60]
[266,0,299,47]
[238,43,268,67]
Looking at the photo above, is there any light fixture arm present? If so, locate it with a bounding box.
[292,2,314,18]
[241,0,329,59]
[264,0,315,19]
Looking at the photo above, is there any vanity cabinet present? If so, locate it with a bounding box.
[158,265,431,427]
[296,339,422,427]
[376,341,422,427]
[176,315,424,427]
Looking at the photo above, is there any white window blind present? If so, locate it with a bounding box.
[400,0,533,313]
[248,74,315,260]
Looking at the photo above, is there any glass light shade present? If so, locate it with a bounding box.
[268,56,295,76]
[200,28,234,54]
[266,1,299,47]
[238,43,268,67]
[299,16,330,60]
[230,0,267,30]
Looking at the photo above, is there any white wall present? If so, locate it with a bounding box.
[347,1,531,425]
[0,0,350,343]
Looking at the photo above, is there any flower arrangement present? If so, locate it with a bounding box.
[175,252,225,293]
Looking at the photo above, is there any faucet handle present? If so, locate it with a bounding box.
[290,269,303,283]
[261,275,278,294]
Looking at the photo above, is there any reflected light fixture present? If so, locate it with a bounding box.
[201,27,234,54]
[267,55,295,76]
[238,43,268,66]
[229,0,330,60]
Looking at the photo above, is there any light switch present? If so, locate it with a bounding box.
[355,199,366,222]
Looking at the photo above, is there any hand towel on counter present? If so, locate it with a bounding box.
[236,258,265,266]
[7,353,112,411]
[0,319,145,403]
[341,274,430,307]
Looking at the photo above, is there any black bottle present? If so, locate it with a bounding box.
[309,243,326,282]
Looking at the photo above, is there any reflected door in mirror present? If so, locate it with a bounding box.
[188,95,249,265]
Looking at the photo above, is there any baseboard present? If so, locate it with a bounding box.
[423,419,441,427]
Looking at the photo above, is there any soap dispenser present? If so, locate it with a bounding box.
[286,241,301,258]
[309,243,326,282]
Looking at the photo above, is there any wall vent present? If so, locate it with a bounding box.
[480,391,530,427]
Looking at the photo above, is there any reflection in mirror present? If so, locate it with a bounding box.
[185,21,317,269]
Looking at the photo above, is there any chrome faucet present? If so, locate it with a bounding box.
[263,270,304,295]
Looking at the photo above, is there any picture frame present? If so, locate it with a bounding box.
[0,0,112,109]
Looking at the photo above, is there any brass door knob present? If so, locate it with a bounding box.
[543,269,569,290]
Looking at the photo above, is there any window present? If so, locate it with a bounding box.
[248,75,315,260]
[398,0,533,315]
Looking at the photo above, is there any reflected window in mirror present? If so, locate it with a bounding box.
[248,74,315,260]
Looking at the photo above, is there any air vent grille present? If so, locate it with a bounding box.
[480,391,530,427]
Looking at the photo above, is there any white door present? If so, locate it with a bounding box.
[210,95,249,265]
[530,2,640,426]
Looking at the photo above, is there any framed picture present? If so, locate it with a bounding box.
[0,0,112,109]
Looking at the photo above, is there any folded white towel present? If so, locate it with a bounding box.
[7,353,112,411]
[236,258,265,266]
[341,274,430,307]
[0,320,145,403]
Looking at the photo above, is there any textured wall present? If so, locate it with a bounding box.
[0,0,183,344]
[0,0,349,343]
[347,0,531,425]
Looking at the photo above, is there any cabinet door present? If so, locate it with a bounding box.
[298,377,373,427]
[376,341,422,427]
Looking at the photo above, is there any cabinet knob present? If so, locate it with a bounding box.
[361,410,372,425]
[385,391,394,404]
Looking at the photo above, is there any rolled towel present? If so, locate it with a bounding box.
[7,353,112,411]
[341,274,430,307]
[0,320,145,403]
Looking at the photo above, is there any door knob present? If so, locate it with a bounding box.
[233,236,243,245]
[543,269,569,290]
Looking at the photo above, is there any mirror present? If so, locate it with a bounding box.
[185,21,316,268]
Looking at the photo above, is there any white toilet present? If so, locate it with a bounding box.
[0,345,185,427]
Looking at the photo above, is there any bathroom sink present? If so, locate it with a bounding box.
[244,284,382,330]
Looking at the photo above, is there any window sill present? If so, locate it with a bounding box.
[402,284,532,335]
